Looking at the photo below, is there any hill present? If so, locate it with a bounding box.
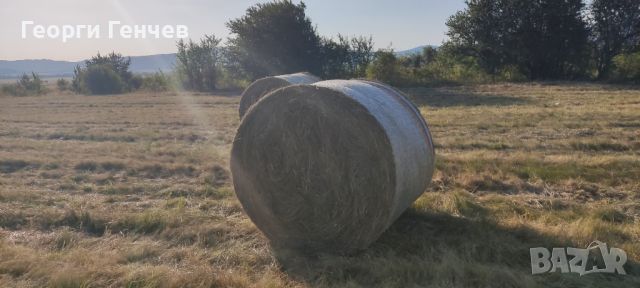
[0,54,177,78]
[395,45,437,57]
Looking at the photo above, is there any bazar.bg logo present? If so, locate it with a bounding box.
[530,241,627,276]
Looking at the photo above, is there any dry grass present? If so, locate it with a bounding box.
[0,83,639,287]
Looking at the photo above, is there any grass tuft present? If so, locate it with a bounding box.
[0,159,37,173]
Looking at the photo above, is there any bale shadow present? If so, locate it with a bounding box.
[273,209,640,287]
[403,87,530,108]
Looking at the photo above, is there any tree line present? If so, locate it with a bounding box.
[3,0,639,97]
[444,0,640,81]
[177,0,640,90]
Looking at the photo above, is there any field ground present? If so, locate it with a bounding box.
[0,83,639,287]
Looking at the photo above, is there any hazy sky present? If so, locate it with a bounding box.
[0,0,466,61]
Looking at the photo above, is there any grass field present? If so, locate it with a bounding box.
[0,83,639,287]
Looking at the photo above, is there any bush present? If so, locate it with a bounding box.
[366,50,407,86]
[212,69,250,90]
[418,54,493,84]
[130,75,144,91]
[72,52,134,95]
[362,46,520,87]
[79,64,126,95]
[56,78,70,91]
[1,83,24,96]
[611,52,640,83]
[1,73,47,96]
[140,72,172,92]
[390,46,514,86]
[498,65,528,82]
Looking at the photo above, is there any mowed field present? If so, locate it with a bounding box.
[0,83,639,287]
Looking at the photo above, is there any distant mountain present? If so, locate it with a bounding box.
[395,45,438,57]
[127,54,176,74]
[0,48,436,78]
[0,54,177,78]
[0,59,79,78]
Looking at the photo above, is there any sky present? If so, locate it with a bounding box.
[0,0,467,61]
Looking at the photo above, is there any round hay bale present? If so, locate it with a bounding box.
[231,79,435,253]
[238,72,321,118]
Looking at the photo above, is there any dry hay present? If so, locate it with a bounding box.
[238,72,321,118]
[231,80,435,254]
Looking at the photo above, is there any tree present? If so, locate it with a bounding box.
[590,0,640,78]
[348,36,375,77]
[176,34,221,91]
[446,0,589,80]
[84,52,133,85]
[320,35,374,79]
[320,36,351,79]
[227,1,323,79]
[422,46,438,66]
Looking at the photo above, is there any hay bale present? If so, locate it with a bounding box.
[238,72,321,118]
[231,79,435,253]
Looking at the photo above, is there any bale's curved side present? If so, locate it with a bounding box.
[231,80,435,253]
[315,80,435,221]
[275,72,321,85]
[238,72,320,118]
[361,79,435,155]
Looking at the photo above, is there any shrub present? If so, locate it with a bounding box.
[215,69,250,90]
[418,54,493,84]
[56,78,70,91]
[140,72,172,92]
[1,83,24,96]
[366,50,407,86]
[72,52,134,95]
[611,52,640,83]
[364,46,519,87]
[0,159,34,173]
[498,65,528,82]
[130,75,144,91]
[81,64,127,95]
[392,46,504,86]
[1,73,47,96]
